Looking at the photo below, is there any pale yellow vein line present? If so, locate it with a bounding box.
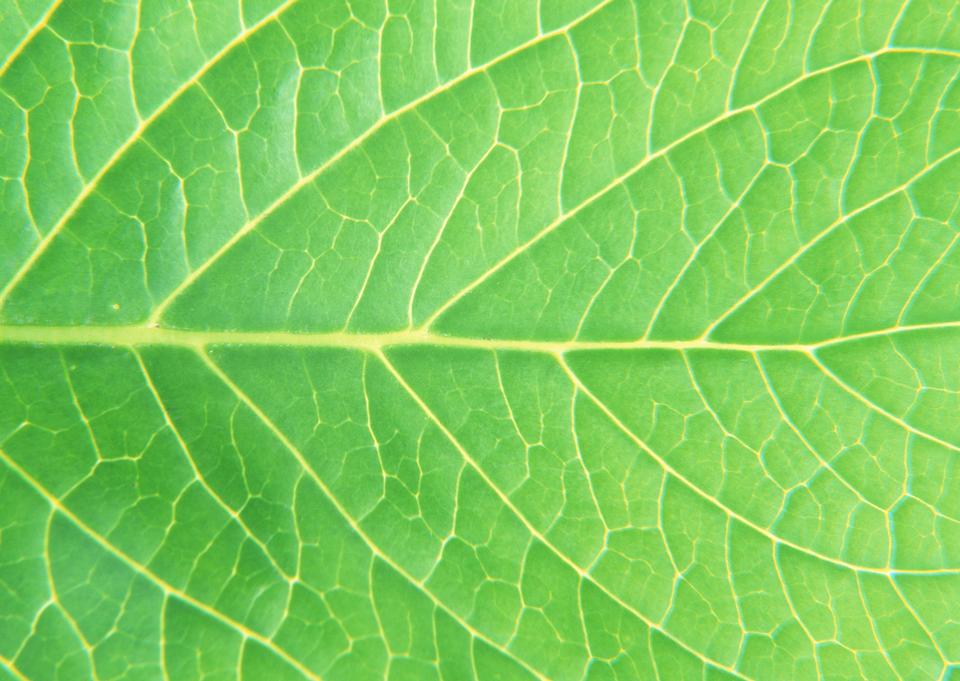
[58,351,105,462]
[0,448,322,681]
[0,0,64,77]
[884,1,914,51]
[421,46,960,331]
[723,516,747,656]
[134,350,295,582]
[359,354,387,499]
[376,349,753,681]
[644,6,688,156]
[558,353,960,576]
[0,653,30,681]
[771,545,823,679]
[196,349,550,681]
[643,142,768,339]
[853,574,900,677]
[812,319,960,349]
[407,140,501,327]
[1,324,807,351]
[702,145,960,340]
[807,350,960,454]
[896,232,960,326]
[4,319,960,352]
[43,512,100,680]
[681,346,786,490]
[800,0,834,74]
[752,353,890,516]
[0,0,300,308]
[726,0,770,107]
[568,373,605,531]
[886,572,949,670]
[366,560,391,667]
[159,597,171,681]
[146,0,617,325]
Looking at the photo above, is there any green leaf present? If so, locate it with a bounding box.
[1,1,959,679]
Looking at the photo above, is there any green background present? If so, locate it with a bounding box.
[1,0,959,679]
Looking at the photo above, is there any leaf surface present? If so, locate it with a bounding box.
[1,1,959,679]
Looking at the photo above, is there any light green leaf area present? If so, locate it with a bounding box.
[1,0,960,679]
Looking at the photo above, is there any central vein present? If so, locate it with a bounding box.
[2,322,956,352]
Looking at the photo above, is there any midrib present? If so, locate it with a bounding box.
[1,321,957,352]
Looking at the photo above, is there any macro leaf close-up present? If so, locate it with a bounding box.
[2,0,960,679]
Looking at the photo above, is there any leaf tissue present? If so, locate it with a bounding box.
[1,0,959,679]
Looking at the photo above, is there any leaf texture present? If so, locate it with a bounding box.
[1,1,960,679]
